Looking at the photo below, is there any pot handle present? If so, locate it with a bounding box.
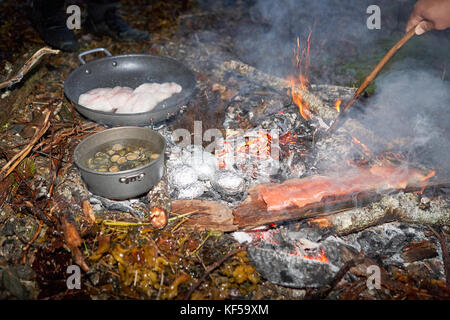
[78,48,112,65]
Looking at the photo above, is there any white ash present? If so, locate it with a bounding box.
[232,231,254,244]
[211,170,245,196]
[283,154,307,179]
[168,164,199,189]
[177,181,206,199]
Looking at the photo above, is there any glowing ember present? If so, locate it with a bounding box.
[279,131,298,146]
[289,247,329,263]
[352,136,371,155]
[289,31,312,121]
[335,99,342,113]
[303,250,329,263]
[307,217,331,229]
[215,130,275,173]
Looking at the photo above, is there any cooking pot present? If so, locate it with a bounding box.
[64,48,196,126]
[73,126,166,200]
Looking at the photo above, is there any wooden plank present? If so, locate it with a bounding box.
[172,199,237,232]
[233,181,450,229]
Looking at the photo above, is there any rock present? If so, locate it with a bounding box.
[1,266,26,299]
[1,219,15,237]
[211,170,245,196]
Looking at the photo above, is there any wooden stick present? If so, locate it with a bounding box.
[0,109,51,180]
[0,47,60,90]
[184,244,248,299]
[428,226,450,287]
[327,28,416,135]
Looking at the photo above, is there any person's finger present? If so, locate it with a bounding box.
[406,11,424,32]
[415,20,435,35]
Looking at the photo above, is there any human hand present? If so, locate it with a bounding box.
[406,0,450,35]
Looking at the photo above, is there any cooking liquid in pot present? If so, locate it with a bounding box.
[85,139,160,172]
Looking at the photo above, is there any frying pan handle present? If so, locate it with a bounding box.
[78,48,112,65]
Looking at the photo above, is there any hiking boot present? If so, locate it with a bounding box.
[86,2,150,42]
[29,0,79,52]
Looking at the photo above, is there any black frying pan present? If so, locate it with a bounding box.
[64,48,196,126]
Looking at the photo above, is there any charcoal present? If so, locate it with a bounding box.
[247,246,339,288]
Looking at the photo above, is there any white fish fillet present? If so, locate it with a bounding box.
[78,82,182,113]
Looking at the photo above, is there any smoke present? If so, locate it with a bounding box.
[229,0,450,176]
[352,62,450,176]
[191,0,450,176]
[233,0,415,83]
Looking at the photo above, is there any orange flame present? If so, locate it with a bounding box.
[290,31,312,121]
[352,136,370,154]
[291,82,312,120]
[335,99,342,113]
[421,170,436,182]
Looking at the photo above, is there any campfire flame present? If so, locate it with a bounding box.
[421,169,436,182]
[290,31,312,121]
[335,99,342,113]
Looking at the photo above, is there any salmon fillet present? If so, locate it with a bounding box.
[258,166,427,211]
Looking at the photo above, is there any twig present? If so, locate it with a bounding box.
[168,210,198,221]
[326,28,416,135]
[171,218,188,233]
[156,272,164,300]
[0,47,60,90]
[0,109,51,180]
[184,244,249,299]
[305,256,366,300]
[189,231,211,256]
[22,220,44,255]
[428,226,450,287]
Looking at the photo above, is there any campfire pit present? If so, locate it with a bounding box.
[1,0,449,301]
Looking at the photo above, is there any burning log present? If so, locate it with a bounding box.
[220,60,334,122]
[220,59,392,149]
